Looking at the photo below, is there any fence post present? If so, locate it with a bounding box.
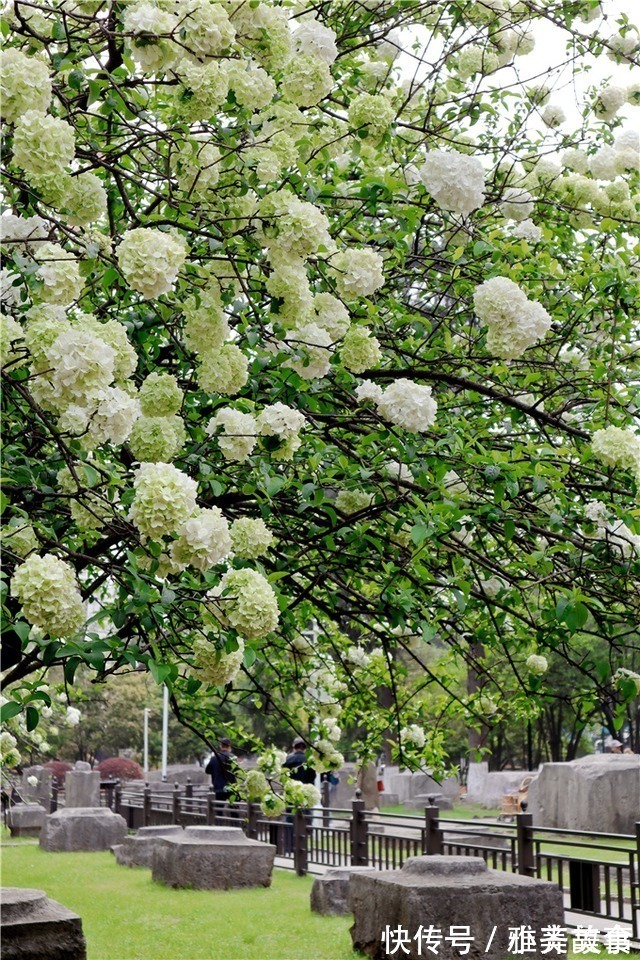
[424,799,442,855]
[172,783,181,826]
[293,810,309,877]
[633,822,640,942]
[206,789,216,826]
[516,808,534,876]
[50,776,58,814]
[142,782,151,827]
[114,783,122,816]
[247,802,259,840]
[321,778,330,828]
[350,789,368,866]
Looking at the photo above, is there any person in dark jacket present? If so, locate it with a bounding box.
[283,738,316,853]
[205,738,237,802]
[284,738,316,785]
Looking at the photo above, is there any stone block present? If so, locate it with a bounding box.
[64,763,100,808]
[112,825,184,868]
[21,766,51,806]
[466,763,529,809]
[40,808,127,852]
[350,854,564,960]
[310,867,378,915]
[7,802,47,838]
[378,792,400,807]
[151,825,276,890]
[1,887,86,960]
[527,754,640,834]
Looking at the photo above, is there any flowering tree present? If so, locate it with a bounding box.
[2,0,640,788]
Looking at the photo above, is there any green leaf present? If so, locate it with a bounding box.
[149,661,172,685]
[26,706,39,732]
[0,701,22,722]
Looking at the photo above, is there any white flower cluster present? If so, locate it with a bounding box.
[10,553,85,638]
[346,646,370,668]
[256,402,306,460]
[595,84,627,121]
[209,568,279,640]
[65,706,82,726]
[192,637,245,687]
[34,243,83,306]
[293,18,338,64]
[584,500,640,559]
[207,407,258,462]
[340,326,382,374]
[11,111,75,186]
[230,518,274,559]
[2,518,38,557]
[129,462,198,541]
[613,668,640,696]
[420,149,486,217]
[335,489,373,515]
[0,731,21,768]
[257,746,287,779]
[285,322,333,380]
[170,507,232,572]
[500,187,534,222]
[366,379,438,433]
[311,738,344,773]
[400,724,426,748]
[0,49,52,123]
[244,769,269,800]
[283,779,321,809]
[329,248,385,300]
[526,654,548,675]
[117,228,186,300]
[592,426,640,478]
[474,277,552,360]
[1,213,48,254]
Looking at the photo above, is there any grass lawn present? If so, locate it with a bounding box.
[2,835,638,960]
[1,844,354,960]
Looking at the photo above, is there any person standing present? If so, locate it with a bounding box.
[283,738,315,853]
[205,738,237,803]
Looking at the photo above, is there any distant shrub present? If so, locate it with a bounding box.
[44,760,73,784]
[97,757,143,781]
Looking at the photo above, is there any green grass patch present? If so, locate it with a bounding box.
[1,845,354,960]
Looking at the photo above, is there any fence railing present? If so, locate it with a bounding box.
[110,784,639,943]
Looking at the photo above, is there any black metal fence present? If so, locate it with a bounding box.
[106,783,639,943]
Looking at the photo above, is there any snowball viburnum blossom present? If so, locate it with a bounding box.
[10,553,85,638]
[355,379,384,403]
[87,386,140,447]
[207,407,258,462]
[117,228,186,299]
[11,111,75,183]
[192,637,244,686]
[420,149,486,216]
[34,243,83,306]
[208,568,279,640]
[592,426,640,477]
[230,518,274,559]
[526,654,548,675]
[400,724,426,748]
[376,379,438,433]
[129,462,198,541]
[335,489,373,514]
[197,343,249,396]
[329,248,385,300]
[0,49,52,122]
[128,414,185,462]
[285,322,333,379]
[170,507,232,572]
[340,326,382,374]
[257,402,306,459]
[65,706,81,726]
[139,372,182,417]
[47,330,115,409]
[473,276,552,360]
[293,18,338,64]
